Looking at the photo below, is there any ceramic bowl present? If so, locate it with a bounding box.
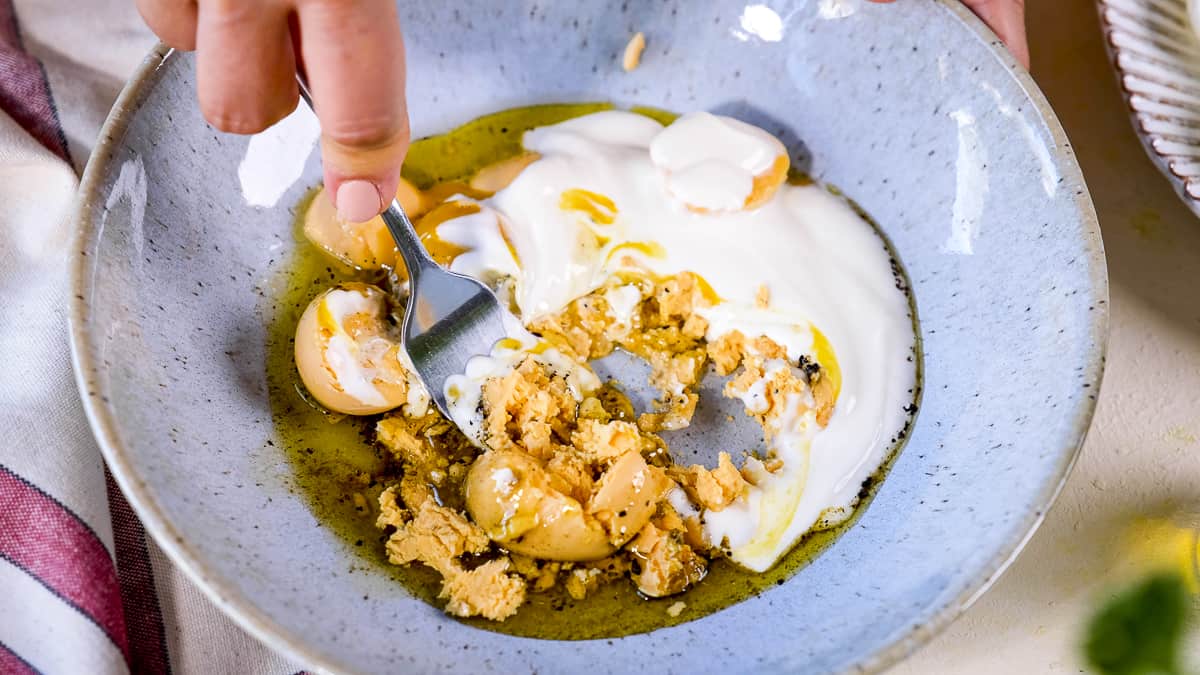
[1098,0,1200,217]
[70,1,1107,673]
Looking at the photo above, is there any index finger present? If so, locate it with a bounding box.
[296,0,410,223]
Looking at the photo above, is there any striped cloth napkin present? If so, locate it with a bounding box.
[0,1,306,672]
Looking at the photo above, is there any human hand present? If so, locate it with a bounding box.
[871,0,1029,70]
[136,0,410,223]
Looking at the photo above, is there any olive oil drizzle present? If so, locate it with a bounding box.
[264,103,922,639]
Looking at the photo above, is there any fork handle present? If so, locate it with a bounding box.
[380,200,437,281]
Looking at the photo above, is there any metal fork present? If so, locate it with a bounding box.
[297,79,509,417]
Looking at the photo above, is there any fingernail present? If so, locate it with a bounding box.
[336,180,383,223]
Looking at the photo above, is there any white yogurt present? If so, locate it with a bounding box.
[435,111,916,572]
[603,284,643,327]
[648,111,787,211]
[320,289,399,408]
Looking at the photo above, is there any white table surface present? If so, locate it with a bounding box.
[895,1,1200,672]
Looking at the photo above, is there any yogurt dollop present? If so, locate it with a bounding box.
[440,110,916,571]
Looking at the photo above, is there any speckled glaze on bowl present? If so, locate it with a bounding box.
[69,1,1107,673]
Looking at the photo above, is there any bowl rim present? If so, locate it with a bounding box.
[68,3,1109,673]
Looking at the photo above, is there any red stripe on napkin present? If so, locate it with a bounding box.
[0,466,130,663]
[108,472,172,674]
[0,0,70,160]
[0,640,39,675]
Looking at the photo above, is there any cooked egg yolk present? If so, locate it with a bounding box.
[469,152,541,194]
[294,283,428,416]
[302,177,425,270]
[412,201,479,268]
[465,448,671,561]
[466,450,614,561]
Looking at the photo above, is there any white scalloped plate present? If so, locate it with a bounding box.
[1099,0,1200,215]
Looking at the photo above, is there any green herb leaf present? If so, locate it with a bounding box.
[1084,572,1190,675]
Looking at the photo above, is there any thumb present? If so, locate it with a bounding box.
[296,0,410,223]
[322,118,411,224]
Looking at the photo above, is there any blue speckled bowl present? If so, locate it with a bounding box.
[70,1,1107,673]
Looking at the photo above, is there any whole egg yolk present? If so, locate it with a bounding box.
[302,178,426,270]
[294,283,411,415]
